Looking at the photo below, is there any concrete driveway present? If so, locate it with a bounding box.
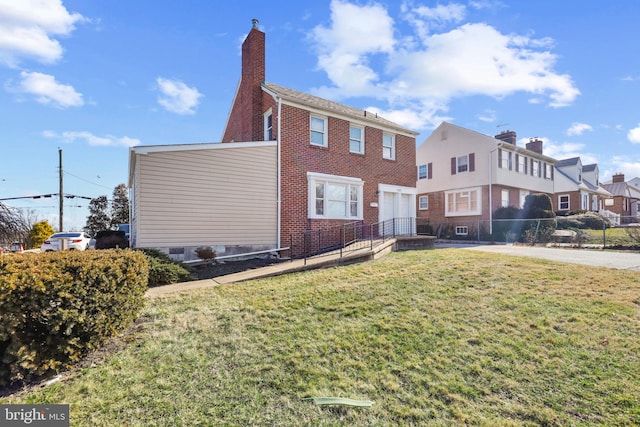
[439,243,640,271]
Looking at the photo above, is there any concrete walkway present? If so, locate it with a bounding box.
[147,241,640,296]
[147,238,396,297]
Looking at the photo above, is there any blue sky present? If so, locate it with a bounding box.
[1,0,640,231]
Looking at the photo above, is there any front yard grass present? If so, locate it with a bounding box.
[3,249,639,425]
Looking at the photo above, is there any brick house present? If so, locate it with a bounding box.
[415,122,555,237]
[553,157,611,213]
[601,173,640,223]
[128,22,418,260]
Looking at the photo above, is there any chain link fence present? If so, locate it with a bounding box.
[426,214,640,248]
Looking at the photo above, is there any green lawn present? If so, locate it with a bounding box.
[582,227,639,246]
[3,249,640,426]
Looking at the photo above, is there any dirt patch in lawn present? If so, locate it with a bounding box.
[191,257,286,280]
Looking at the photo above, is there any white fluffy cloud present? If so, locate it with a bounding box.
[0,0,85,66]
[43,130,141,147]
[566,122,593,136]
[156,77,203,115]
[14,71,83,107]
[308,0,580,131]
[628,124,640,144]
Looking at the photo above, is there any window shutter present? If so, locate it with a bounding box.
[551,165,554,180]
[451,157,456,175]
[428,162,433,179]
[515,154,519,172]
[524,157,528,174]
[530,159,534,176]
[469,153,475,172]
[508,152,512,171]
[498,149,502,167]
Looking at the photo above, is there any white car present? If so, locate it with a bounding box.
[41,232,93,252]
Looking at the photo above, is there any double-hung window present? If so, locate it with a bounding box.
[308,172,363,220]
[558,195,570,210]
[517,155,526,173]
[457,155,469,173]
[383,133,395,160]
[349,125,364,154]
[310,116,327,147]
[419,195,429,210]
[418,164,428,180]
[501,189,510,208]
[264,110,273,141]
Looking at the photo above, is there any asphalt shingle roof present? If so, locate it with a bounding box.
[262,82,418,136]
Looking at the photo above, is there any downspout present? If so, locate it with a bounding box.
[277,96,282,251]
[262,84,282,251]
[489,143,503,236]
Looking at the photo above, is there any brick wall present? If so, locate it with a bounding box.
[223,27,265,142]
[279,104,416,245]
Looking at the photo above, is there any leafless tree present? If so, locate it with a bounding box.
[0,203,30,245]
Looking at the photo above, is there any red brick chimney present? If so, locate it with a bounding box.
[612,173,625,183]
[495,130,516,145]
[222,19,265,142]
[526,138,543,154]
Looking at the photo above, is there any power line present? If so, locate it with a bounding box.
[0,193,92,202]
[63,170,113,190]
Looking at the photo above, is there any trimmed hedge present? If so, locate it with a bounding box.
[0,250,148,387]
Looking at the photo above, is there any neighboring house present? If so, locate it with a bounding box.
[415,122,556,235]
[601,173,640,223]
[553,157,611,213]
[128,22,418,260]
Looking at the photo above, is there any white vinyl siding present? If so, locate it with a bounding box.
[134,143,277,247]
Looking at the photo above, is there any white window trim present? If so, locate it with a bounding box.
[455,226,469,236]
[501,189,510,208]
[419,195,429,210]
[558,194,570,211]
[445,187,482,217]
[264,108,273,141]
[307,172,363,220]
[383,133,395,160]
[418,164,427,180]
[457,155,469,173]
[349,124,365,154]
[310,115,328,147]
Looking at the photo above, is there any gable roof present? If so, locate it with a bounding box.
[602,181,640,199]
[555,157,580,167]
[262,82,418,137]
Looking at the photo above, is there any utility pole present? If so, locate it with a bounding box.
[59,148,63,232]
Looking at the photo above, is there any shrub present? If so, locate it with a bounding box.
[195,246,216,263]
[137,248,194,287]
[0,250,148,387]
[557,212,610,230]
